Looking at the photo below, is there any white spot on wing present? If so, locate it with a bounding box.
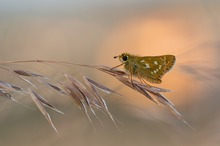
[154,61,158,65]
[145,63,150,68]
[140,60,145,63]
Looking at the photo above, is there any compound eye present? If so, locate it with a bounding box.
[122,55,128,61]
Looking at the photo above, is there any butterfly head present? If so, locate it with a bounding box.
[114,53,130,63]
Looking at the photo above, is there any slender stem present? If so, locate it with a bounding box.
[0,59,95,68]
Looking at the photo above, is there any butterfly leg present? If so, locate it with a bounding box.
[137,73,144,83]
[127,74,135,87]
[130,74,135,87]
[111,63,124,70]
[137,73,151,87]
[128,65,135,87]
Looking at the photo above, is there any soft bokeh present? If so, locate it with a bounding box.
[0,1,220,146]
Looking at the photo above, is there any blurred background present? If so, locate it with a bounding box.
[0,0,220,146]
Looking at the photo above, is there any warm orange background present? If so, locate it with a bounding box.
[0,1,220,146]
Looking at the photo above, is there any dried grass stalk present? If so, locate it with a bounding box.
[0,60,193,132]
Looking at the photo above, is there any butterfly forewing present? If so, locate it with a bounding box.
[137,55,175,83]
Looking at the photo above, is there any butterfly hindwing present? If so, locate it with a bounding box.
[136,55,175,83]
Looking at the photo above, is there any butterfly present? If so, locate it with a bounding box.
[113,53,176,84]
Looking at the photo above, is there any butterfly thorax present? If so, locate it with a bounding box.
[122,55,139,75]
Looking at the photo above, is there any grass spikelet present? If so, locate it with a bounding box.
[0,80,24,92]
[28,89,59,134]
